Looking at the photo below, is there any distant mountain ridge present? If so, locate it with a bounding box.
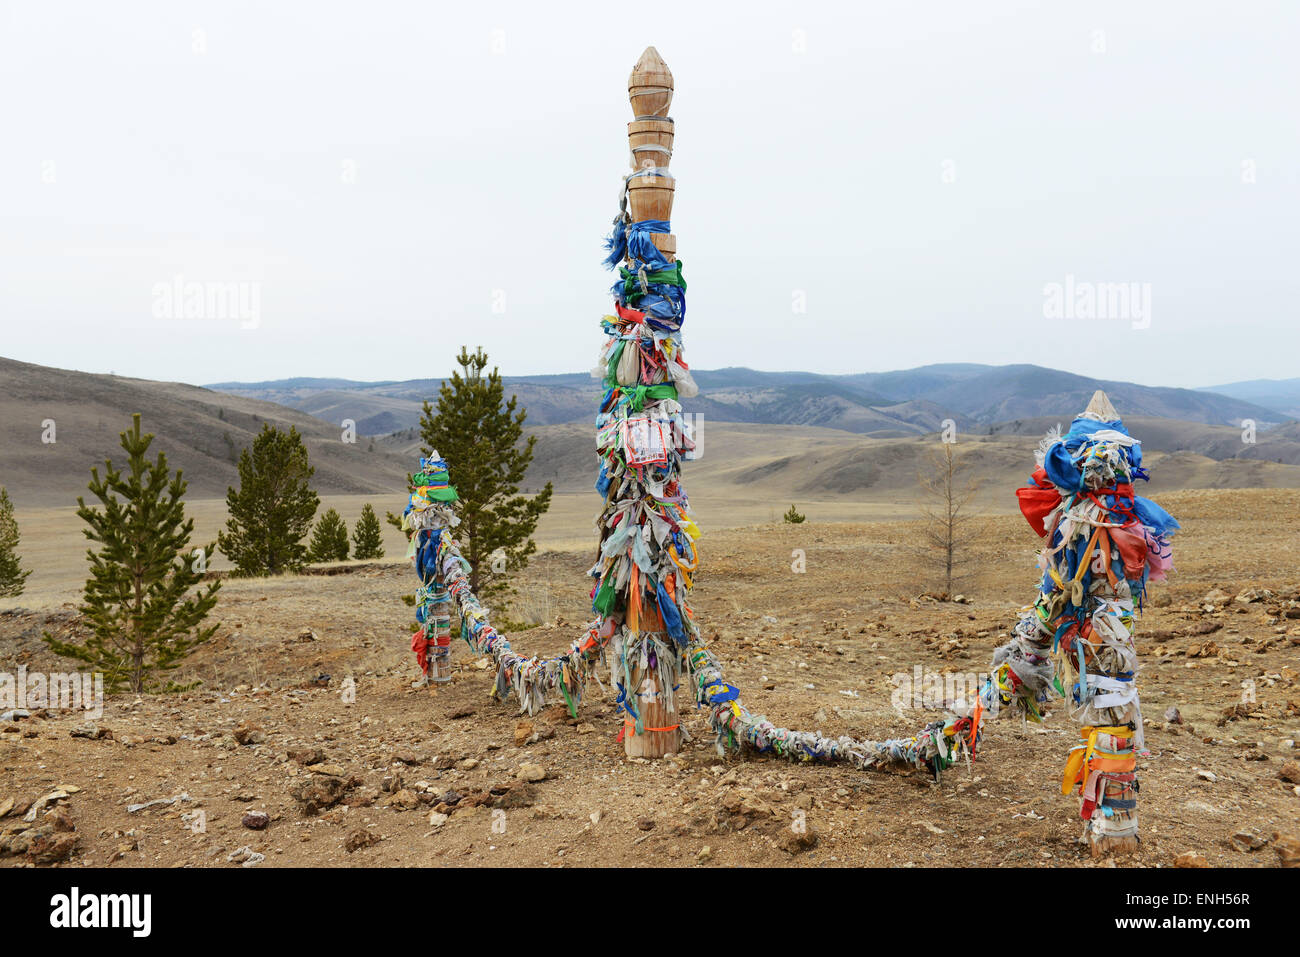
[209,362,1289,437]
[4,356,1298,511]
[1199,377,1300,419]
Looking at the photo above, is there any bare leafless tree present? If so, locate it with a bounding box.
[915,441,982,598]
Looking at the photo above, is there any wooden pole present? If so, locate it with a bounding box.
[1083,389,1119,421]
[620,47,682,760]
[1077,390,1140,856]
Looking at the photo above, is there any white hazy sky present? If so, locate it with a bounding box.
[1,1,1296,389]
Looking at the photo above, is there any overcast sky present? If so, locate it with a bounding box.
[1,1,1296,389]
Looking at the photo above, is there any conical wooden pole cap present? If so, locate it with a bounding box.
[629,46,673,117]
[1082,389,1119,421]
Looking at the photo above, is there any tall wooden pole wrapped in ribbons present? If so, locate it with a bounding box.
[591,47,699,759]
[589,49,963,772]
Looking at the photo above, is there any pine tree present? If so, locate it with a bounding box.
[307,508,350,563]
[0,487,32,597]
[419,347,553,597]
[351,503,385,559]
[783,504,806,524]
[218,424,320,575]
[43,414,221,692]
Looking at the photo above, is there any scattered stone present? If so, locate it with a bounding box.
[23,790,69,823]
[126,792,192,814]
[449,706,476,720]
[1229,828,1268,852]
[1163,706,1183,725]
[636,817,655,831]
[297,628,318,642]
[291,776,348,815]
[517,764,547,783]
[456,758,479,771]
[1195,769,1217,783]
[1274,833,1300,868]
[45,809,75,832]
[779,823,820,854]
[233,722,266,746]
[514,721,534,747]
[227,845,265,867]
[696,845,713,863]
[69,725,111,740]
[344,828,379,852]
[497,783,537,810]
[428,811,449,827]
[26,832,78,865]
[342,786,381,809]
[576,722,596,734]
[719,791,776,820]
[385,789,420,811]
[393,750,424,766]
[309,763,347,777]
[241,811,270,830]
[0,797,13,819]
[1173,851,1210,868]
[1278,760,1300,784]
[289,748,325,766]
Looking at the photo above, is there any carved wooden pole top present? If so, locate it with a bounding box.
[1082,389,1120,421]
[628,46,673,117]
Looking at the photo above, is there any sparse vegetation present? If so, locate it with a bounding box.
[783,504,806,524]
[218,424,320,576]
[916,441,981,598]
[42,414,220,692]
[351,503,384,559]
[0,487,32,597]
[307,508,350,563]
[417,347,553,598]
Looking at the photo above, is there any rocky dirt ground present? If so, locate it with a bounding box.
[2,488,1298,869]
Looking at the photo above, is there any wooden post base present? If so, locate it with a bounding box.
[623,667,681,759]
[1088,833,1140,858]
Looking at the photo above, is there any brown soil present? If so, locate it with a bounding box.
[2,488,1297,869]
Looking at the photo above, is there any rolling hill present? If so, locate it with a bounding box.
[0,356,411,508]
[210,363,1288,437]
[5,356,1299,516]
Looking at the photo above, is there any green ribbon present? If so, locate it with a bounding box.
[619,260,686,304]
[559,674,578,719]
[593,573,618,615]
[621,383,677,412]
